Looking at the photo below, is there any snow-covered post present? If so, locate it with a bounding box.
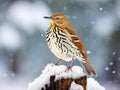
[42,75,87,90]
[28,64,105,90]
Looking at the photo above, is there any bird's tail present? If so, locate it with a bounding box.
[80,58,96,76]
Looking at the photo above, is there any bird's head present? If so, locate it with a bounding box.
[44,12,70,27]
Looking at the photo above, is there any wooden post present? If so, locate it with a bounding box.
[41,75,87,90]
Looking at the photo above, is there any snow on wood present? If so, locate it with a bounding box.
[28,63,105,90]
[70,81,84,90]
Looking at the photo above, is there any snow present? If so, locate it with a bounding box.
[56,65,85,80]
[28,63,105,90]
[70,81,83,90]
[112,71,116,74]
[28,63,84,90]
[87,78,105,90]
[99,8,103,11]
[86,50,91,55]
[105,67,109,71]
[109,62,113,66]
[40,33,44,37]
[112,52,116,55]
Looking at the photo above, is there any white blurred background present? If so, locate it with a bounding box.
[0,0,120,90]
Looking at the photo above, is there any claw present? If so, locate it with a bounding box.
[55,59,62,65]
[65,58,74,72]
[65,66,73,72]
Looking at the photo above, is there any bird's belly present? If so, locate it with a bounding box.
[47,38,74,62]
[46,29,82,62]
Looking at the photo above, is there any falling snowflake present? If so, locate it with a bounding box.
[41,33,44,37]
[99,8,103,11]
[86,50,91,55]
[109,62,113,66]
[112,71,116,74]
[105,67,109,71]
[112,52,116,55]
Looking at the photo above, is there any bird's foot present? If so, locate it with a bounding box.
[65,65,73,72]
[55,59,62,65]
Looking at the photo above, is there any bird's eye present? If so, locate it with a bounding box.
[56,17,60,20]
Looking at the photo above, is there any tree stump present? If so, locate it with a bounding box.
[41,75,87,90]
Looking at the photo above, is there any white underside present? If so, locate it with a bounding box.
[48,38,72,61]
[47,33,82,62]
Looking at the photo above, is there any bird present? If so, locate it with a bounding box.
[44,12,96,76]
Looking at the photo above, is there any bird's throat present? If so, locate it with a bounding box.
[50,20,55,29]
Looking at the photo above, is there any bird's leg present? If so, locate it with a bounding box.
[66,58,74,72]
[55,59,62,65]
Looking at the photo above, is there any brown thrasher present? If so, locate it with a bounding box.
[44,12,96,76]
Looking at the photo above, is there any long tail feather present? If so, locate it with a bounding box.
[81,58,96,76]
